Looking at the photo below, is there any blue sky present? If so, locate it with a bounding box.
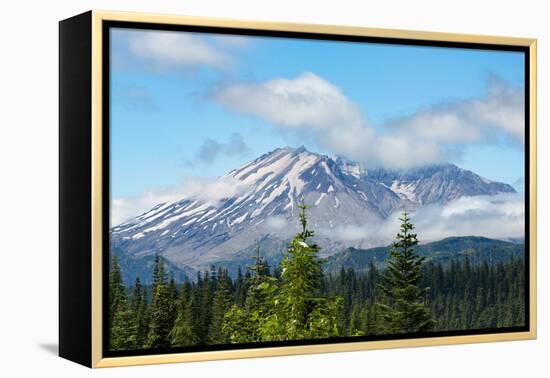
[110,27,525,199]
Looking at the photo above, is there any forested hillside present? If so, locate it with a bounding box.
[108,203,525,351]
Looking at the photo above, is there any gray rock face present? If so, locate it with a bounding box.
[110,146,515,272]
[365,164,515,205]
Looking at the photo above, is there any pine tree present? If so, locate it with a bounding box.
[167,273,179,327]
[348,303,364,336]
[260,197,341,340]
[135,285,150,348]
[234,266,245,306]
[208,268,233,344]
[109,255,135,349]
[130,277,149,348]
[146,255,175,348]
[245,242,271,314]
[152,254,167,292]
[377,212,435,333]
[170,281,196,346]
[223,243,274,343]
[197,270,214,343]
[130,277,143,319]
[188,272,203,342]
[363,303,384,335]
[279,198,324,335]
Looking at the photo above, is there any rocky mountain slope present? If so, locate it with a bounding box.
[110,146,516,274]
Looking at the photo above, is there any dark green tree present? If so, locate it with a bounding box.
[170,281,196,346]
[223,243,273,343]
[109,255,135,349]
[378,212,434,333]
[146,255,175,348]
[245,242,271,314]
[130,277,150,348]
[208,268,233,344]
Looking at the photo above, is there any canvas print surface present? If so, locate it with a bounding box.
[107,27,527,353]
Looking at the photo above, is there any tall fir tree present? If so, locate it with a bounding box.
[208,268,233,344]
[377,212,435,333]
[223,243,273,343]
[245,242,271,314]
[170,281,196,346]
[261,197,341,340]
[130,277,150,348]
[146,255,175,348]
[279,197,324,335]
[109,255,135,349]
[135,284,150,348]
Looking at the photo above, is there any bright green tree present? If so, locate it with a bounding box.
[377,212,435,333]
[259,198,341,341]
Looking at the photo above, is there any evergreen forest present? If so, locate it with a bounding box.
[108,200,525,351]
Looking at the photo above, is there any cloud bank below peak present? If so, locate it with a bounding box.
[318,193,524,246]
[212,72,524,170]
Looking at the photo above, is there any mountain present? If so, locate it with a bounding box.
[324,236,525,275]
[365,164,515,205]
[111,247,195,286]
[110,146,516,275]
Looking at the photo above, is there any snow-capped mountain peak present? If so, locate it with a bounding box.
[110,146,516,272]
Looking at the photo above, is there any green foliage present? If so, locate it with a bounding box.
[208,268,233,344]
[169,282,196,346]
[145,255,174,348]
[109,255,136,349]
[421,257,525,330]
[223,198,342,342]
[130,277,149,347]
[377,212,435,333]
[108,209,525,352]
[223,243,275,343]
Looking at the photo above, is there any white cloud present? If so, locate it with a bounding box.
[414,193,524,242]
[265,216,288,231]
[213,72,448,168]
[111,191,180,227]
[214,71,364,129]
[389,78,525,145]
[111,176,250,226]
[183,176,251,204]
[212,72,524,169]
[126,30,231,71]
[318,193,524,246]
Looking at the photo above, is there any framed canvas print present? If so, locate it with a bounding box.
[59,10,537,368]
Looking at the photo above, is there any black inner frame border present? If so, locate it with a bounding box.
[101,20,531,359]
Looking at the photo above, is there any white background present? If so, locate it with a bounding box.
[0,0,547,376]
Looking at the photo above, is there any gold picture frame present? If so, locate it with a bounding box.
[59,10,537,368]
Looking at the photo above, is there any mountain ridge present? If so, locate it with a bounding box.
[113,235,524,285]
[323,235,525,275]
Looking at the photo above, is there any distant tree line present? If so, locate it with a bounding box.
[108,202,525,351]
